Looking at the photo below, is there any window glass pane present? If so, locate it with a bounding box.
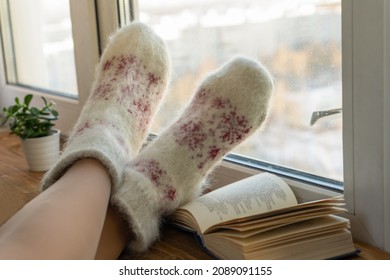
[138,0,342,181]
[0,0,78,97]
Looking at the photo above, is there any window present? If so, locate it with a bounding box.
[136,0,343,184]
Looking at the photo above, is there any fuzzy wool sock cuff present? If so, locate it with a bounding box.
[41,128,127,191]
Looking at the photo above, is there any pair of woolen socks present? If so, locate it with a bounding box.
[41,22,274,253]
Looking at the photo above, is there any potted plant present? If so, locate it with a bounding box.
[1,94,60,172]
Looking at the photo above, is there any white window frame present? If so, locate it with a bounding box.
[341,0,390,252]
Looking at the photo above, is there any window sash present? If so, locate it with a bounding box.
[342,0,390,252]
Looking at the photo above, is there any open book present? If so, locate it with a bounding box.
[172,173,357,260]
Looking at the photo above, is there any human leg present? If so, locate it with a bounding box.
[94,205,128,260]
[0,159,111,259]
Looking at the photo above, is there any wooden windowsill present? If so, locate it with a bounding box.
[0,131,389,260]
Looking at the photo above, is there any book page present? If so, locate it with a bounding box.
[179,173,298,233]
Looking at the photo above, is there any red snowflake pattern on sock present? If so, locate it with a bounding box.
[211,97,227,109]
[164,186,177,202]
[218,110,252,144]
[129,159,177,205]
[147,73,160,89]
[126,98,152,133]
[93,54,145,101]
[115,54,138,78]
[173,94,253,172]
[131,159,165,185]
[193,87,210,105]
[92,83,114,101]
[134,99,151,115]
[208,145,221,160]
[102,56,116,72]
[175,121,207,151]
[90,54,164,134]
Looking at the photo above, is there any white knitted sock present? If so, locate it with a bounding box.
[41,22,170,191]
[111,56,274,253]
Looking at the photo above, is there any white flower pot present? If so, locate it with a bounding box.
[21,129,60,172]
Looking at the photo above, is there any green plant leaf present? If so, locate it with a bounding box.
[3,93,58,138]
[24,94,33,107]
[51,109,59,117]
[30,107,40,116]
[11,104,20,114]
[41,96,48,107]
